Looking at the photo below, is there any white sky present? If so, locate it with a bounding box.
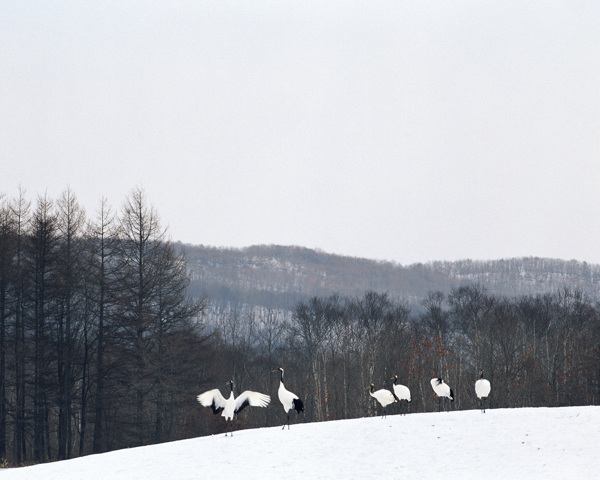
[2,1,600,265]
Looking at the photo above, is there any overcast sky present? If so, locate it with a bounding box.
[2,1,599,265]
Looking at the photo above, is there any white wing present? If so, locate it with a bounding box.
[279,385,299,404]
[234,390,271,413]
[431,378,453,399]
[393,384,411,402]
[197,388,227,413]
[373,389,397,407]
[475,379,491,399]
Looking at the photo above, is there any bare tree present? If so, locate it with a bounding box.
[54,188,86,459]
[28,194,58,462]
[87,197,118,454]
[0,194,16,459]
[10,188,30,463]
[115,187,205,445]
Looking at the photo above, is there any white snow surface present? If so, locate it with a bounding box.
[2,406,598,479]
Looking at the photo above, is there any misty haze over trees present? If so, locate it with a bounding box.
[1,187,599,466]
[184,243,600,321]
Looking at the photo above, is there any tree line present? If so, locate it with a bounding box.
[1,187,599,466]
[0,187,206,465]
[223,286,599,428]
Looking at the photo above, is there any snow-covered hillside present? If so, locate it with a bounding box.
[2,406,598,480]
[184,244,600,318]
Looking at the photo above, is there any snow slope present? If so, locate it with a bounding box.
[2,406,598,480]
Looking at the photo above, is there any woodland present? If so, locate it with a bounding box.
[0,187,599,466]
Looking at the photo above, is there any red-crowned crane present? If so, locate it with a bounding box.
[430,377,454,412]
[197,380,270,436]
[475,369,491,413]
[391,375,411,414]
[369,383,399,419]
[273,367,304,429]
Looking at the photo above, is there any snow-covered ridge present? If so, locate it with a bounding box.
[180,244,600,318]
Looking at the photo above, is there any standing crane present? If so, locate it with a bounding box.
[475,369,491,413]
[273,367,304,429]
[391,375,411,414]
[369,383,399,419]
[197,380,270,436]
[430,377,454,412]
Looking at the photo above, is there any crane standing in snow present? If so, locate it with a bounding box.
[369,383,399,419]
[273,367,304,429]
[391,375,411,414]
[475,369,491,413]
[430,377,454,412]
[197,380,270,436]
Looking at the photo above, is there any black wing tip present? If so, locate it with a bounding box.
[293,398,304,413]
[236,398,251,414]
[211,405,224,415]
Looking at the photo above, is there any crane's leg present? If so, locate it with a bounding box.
[226,419,234,437]
[282,413,290,430]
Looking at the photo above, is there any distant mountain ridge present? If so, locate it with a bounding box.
[178,243,600,317]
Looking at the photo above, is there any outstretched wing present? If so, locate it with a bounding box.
[197,389,227,414]
[234,391,271,414]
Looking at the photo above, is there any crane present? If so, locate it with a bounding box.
[197,380,270,436]
[273,367,304,429]
[475,369,491,413]
[391,375,411,414]
[369,383,399,419]
[430,377,454,412]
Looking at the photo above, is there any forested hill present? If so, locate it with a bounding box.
[179,244,600,314]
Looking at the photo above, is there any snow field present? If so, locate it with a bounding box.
[1,406,598,480]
